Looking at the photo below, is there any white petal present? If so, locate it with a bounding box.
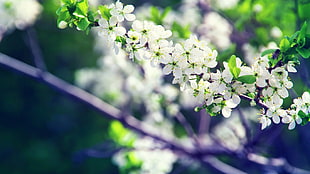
[272,115,280,124]
[109,16,118,26]
[284,80,293,89]
[232,94,241,105]
[278,88,288,98]
[110,8,118,16]
[282,116,292,123]
[222,107,232,118]
[124,5,134,13]
[99,18,108,28]
[115,1,123,9]
[256,78,267,87]
[226,99,238,108]
[173,68,182,78]
[125,14,136,21]
[302,92,310,103]
[163,65,172,75]
[288,121,296,130]
[287,63,297,73]
[296,117,302,124]
[114,27,126,36]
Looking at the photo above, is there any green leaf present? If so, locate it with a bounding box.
[297,47,310,58]
[171,22,191,39]
[98,5,111,20]
[162,7,171,20]
[150,6,161,24]
[237,75,256,84]
[109,121,136,147]
[73,0,89,18]
[261,49,277,57]
[298,110,307,118]
[228,55,241,78]
[115,36,126,46]
[62,0,75,4]
[297,22,307,47]
[298,110,310,126]
[279,38,291,52]
[76,18,90,31]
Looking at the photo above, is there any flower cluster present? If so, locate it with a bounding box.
[95,1,309,130]
[0,0,42,38]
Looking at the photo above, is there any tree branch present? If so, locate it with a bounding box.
[203,157,247,174]
[0,52,192,157]
[247,153,310,174]
[1,52,310,173]
[237,108,251,146]
[25,27,47,71]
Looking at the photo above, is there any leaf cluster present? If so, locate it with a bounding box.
[56,0,98,34]
[262,22,310,67]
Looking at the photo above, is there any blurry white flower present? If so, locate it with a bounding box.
[198,12,232,50]
[270,26,283,38]
[0,0,42,36]
[213,0,239,9]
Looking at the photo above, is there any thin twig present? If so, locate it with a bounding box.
[198,111,211,135]
[237,108,251,146]
[175,112,200,146]
[240,94,268,110]
[26,28,47,71]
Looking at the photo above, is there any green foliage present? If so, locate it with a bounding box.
[298,110,310,126]
[280,22,310,62]
[228,55,241,79]
[56,0,97,33]
[148,6,171,25]
[261,49,277,57]
[171,22,191,39]
[109,121,136,147]
[279,38,290,52]
[237,75,256,84]
[98,5,112,20]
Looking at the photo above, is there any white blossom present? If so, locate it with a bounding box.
[110,1,136,22]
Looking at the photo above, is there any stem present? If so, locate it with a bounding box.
[175,112,200,145]
[237,108,251,146]
[26,28,47,71]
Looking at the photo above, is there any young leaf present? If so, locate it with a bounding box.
[279,38,290,52]
[297,22,307,47]
[261,49,276,57]
[228,55,241,78]
[98,5,111,20]
[237,75,256,84]
[297,47,310,58]
[73,0,89,18]
[76,18,90,31]
[171,22,191,39]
